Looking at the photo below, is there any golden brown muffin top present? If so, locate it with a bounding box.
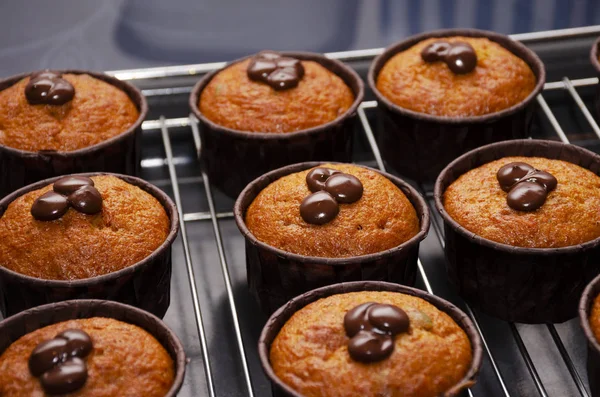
[0,317,174,396]
[0,175,170,280]
[590,294,600,344]
[376,36,536,117]
[0,73,139,152]
[245,164,420,257]
[199,58,354,133]
[444,157,600,248]
[270,291,473,397]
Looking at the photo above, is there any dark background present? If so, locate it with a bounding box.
[2,0,600,76]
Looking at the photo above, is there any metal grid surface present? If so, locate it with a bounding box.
[110,26,600,396]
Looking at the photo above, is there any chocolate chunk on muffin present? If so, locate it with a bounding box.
[0,72,140,152]
[199,51,354,133]
[443,156,600,248]
[0,317,174,396]
[0,175,169,280]
[245,163,419,257]
[270,290,473,397]
[376,36,536,117]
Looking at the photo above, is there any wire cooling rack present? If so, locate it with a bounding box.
[95,25,600,397]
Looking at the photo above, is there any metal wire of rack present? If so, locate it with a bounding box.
[108,25,600,397]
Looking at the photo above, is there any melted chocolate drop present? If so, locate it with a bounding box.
[507,181,547,211]
[497,162,535,192]
[300,191,339,225]
[343,302,410,363]
[29,338,69,377]
[25,70,75,105]
[57,329,93,358]
[347,330,394,363]
[53,176,95,195]
[324,173,363,204]
[267,67,301,90]
[306,167,341,192]
[40,357,88,395]
[68,186,103,215]
[446,43,478,74]
[421,41,451,62]
[367,304,410,335]
[421,40,477,75]
[247,59,278,81]
[246,51,305,91]
[31,191,69,221]
[523,170,558,191]
[344,302,375,337]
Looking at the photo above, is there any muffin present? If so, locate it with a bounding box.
[190,51,364,198]
[0,300,185,397]
[0,173,179,318]
[0,70,147,198]
[259,281,482,397]
[245,163,420,257]
[444,156,600,248]
[0,72,139,152]
[199,51,354,133]
[0,317,173,396]
[376,36,536,117]
[235,162,429,314]
[0,175,169,280]
[579,274,600,397]
[435,139,600,323]
[369,29,545,183]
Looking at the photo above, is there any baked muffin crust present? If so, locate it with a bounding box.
[199,58,354,133]
[245,164,420,257]
[0,175,170,280]
[0,317,174,396]
[443,156,600,248]
[270,291,472,397]
[0,73,139,152]
[376,36,536,117]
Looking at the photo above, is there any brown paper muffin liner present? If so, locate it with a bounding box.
[259,281,482,397]
[189,52,364,199]
[579,274,600,397]
[590,37,600,118]
[0,299,186,396]
[0,172,179,319]
[435,139,600,323]
[0,70,147,199]
[368,28,546,184]
[234,161,430,315]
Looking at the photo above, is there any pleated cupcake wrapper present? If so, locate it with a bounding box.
[368,28,546,184]
[0,173,179,319]
[0,299,186,396]
[258,281,483,397]
[189,51,365,199]
[234,161,430,315]
[579,274,600,397]
[590,37,600,119]
[435,139,600,323]
[0,70,147,199]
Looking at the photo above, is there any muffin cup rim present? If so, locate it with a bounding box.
[579,273,600,355]
[258,280,483,397]
[367,28,546,124]
[0,69,148,156]
[189,50,365,139]
[234,161,430,265]
[590,37,600,74]
[0,172,179,286]
[0,298,186,397]
[433,139,600,255]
